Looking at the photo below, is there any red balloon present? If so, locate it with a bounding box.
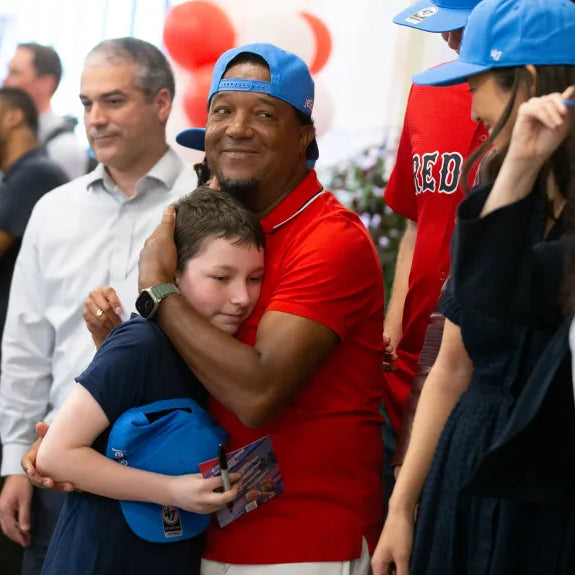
[183,64,214,128]
[300,12,332,75]
[164,1,235,71]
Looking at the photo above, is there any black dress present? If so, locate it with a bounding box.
[410,185,575,575]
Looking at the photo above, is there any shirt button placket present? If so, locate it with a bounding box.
[110,200,132,285]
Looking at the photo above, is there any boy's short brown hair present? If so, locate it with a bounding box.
[173,186,265,272]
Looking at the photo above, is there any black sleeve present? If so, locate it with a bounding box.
[0,165,68,238]
[452,184,540,323]
[76,319,164,423]
[438,277,462,327]
[530,237,566,328]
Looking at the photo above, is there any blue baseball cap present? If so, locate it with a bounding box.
[106,398,228,543]
[413,0,575,86]
[393,0,480,32]
[176,128,206,153]
[177,43,319,161]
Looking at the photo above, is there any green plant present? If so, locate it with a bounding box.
[325,144,405,303]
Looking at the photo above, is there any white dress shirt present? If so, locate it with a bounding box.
[0,148,196,475]
[39,110,88,179]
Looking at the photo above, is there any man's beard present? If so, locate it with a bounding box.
[216,173,260,204]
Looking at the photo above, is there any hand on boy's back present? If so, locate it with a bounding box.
[83,286,123,349]
[138,206,178,292]
[21,422,75,492]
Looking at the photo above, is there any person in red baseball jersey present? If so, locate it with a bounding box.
[381,1,487,480]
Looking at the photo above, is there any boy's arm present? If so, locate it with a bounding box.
[36,384,237,513]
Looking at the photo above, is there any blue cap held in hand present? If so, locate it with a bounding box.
[413,0,575,86]
[106,398,228,543]
[393,0,481,33]
[177,43,319,161]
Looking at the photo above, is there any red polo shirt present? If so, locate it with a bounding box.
[383,83,488,431]
[205,170,385,564]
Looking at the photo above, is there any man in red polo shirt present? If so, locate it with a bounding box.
[137,44,384,574]
[381,0,488,446]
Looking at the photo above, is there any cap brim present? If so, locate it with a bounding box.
[412,59,490,86]
[176,127,206,151]
[393,1,472,33]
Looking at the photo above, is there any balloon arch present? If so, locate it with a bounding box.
[163,1,333,135]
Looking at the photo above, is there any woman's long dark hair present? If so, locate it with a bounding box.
[463,66,575,203]
[458,66,575,312]
[562,106,575,313]
[193,157,212,186]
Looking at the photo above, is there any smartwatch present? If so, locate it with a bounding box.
[135,283,180,320]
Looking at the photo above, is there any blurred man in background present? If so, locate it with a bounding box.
[4,43,88,178]
[0,86,68,355]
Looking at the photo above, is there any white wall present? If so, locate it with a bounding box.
[0,0,456,170]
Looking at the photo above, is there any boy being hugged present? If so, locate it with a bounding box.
[36,187,265,575]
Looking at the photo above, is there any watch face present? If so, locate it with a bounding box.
[135,291,156,318]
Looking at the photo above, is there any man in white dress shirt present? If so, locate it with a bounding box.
[3,43,88,179]
[0,37,196,575]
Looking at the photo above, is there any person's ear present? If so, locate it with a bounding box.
[154,88,172,123]
[298,123,316,157]
[525,65,538,97]
[37,74,57,98]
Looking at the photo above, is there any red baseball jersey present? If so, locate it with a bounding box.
[383,82,488,431]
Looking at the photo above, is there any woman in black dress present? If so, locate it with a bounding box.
[372,0,575,573]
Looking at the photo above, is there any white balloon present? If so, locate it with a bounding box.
[313,82,334,138]
[235,8,315,67]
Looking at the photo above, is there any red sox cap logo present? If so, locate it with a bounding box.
[406,6,439,25]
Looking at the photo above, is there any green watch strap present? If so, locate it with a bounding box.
[149,282,180,300]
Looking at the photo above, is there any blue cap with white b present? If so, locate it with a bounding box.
[106,398,228,543]
[393,0,481,33]
[177,43,319,161]
[413,0,575,86]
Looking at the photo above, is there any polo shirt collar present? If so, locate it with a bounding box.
[260,170,325,234]
[86,147,183,195]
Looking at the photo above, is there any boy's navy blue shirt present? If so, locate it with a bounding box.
[42,316,208,575]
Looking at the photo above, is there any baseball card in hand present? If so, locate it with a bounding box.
[199,435,284,528]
